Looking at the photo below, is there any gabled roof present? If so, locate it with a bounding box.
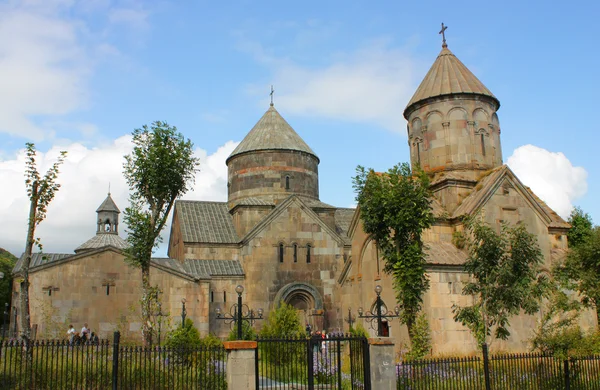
[453,165,569,229]
[96,193,120,213]
[241,195,347,246]
[227,105,318,163]
[175,200,239,244]
[185,259,244,277]
[13,253,73,274]
[334,208,356,242]
[425,242,468,266]
[404,46,499,116]
[75,234,128,253]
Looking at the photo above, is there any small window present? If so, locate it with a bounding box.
[416,143,421,166]
[285,176,290,190]
[293,244,297,263]
[223,291,227,303]
[279,243,285,263]
[210,290,214,303]
[306,244,311,264]
[480,134,486,156]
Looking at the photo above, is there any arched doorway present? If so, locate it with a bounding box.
[274,282,324,332]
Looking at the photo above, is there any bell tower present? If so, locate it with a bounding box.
[96,193,120,234]
[404,25,503,213]
[403,26,502,178]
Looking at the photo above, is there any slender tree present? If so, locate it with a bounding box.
[452,219,549,346]
[353,163,434,332]
[21,143,67,341]
[123,121,199,345]
[553,207,600,325]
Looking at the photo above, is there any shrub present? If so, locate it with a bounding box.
[349,323,369,338]
[259,303,304,338]
[406,312,431,360]
[227,319,257,341]
[165,318,201,349]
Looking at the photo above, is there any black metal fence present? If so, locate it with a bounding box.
[396,352,600,390]
[0,332,226,389]
[255,334,370,389]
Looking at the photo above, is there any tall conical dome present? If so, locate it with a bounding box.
[226,105,320,208]
[403,43,502,175]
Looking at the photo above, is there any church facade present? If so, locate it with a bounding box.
[14,40,593,354]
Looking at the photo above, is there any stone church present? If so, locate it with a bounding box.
[13,39,591,354]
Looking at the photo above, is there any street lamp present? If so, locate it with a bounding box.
[215,285,263,340]
[345,307,356,329]
[181,298,187,328]
[357,285,400,337]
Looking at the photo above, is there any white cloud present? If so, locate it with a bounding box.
[0,1,151,141]
[244,40,419,133]
[0,1,90,139]
[0,137,238,257]
[507,144,588,219]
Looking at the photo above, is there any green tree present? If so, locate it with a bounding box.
[259,302,304,338]
[227,319,257,341]
[406,312,431,360]
[123,121,199,345]
[452,219,549,346]
[555,226,600,324]
[0,248,17,309]
[566,207,593,248]
[20,143,67,340]
[353,163,434,332]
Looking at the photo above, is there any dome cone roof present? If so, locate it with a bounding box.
[227,105,318,163]
[404,45,499,117]
[96,193,120,213]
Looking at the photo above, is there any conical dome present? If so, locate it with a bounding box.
[404,46,499,117]
[96,193,120,213]
[227,105,320,207]
[227,105,318,163]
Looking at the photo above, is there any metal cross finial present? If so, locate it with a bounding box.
[108,182,111,195]
[439,23,448,48]
[270,85,274,106]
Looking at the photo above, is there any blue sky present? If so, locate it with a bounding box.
[0,0,598,255]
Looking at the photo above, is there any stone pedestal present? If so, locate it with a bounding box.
[223,340,257,390]
[368,338,395,389]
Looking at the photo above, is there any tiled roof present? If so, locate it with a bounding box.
[300,197,335,209]
[96,194,120,213]
[75,234,128,253]
[452,165,569,229]
[334,208,355,243]
[13,253,73,273]
[235,197,274,206]
[176,201,239,244]
[405,46,498,116]
[227,105,318,162]
[185,260,244,277]
[425,242,468,265]
[151,257,210,279]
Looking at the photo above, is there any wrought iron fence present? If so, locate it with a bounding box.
[255,334,370,390]
[0,333,226,389]
[397,352,600,390]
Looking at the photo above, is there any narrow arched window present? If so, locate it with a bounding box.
[285,175,290,190]
[279,243,285,263]
[223,291,227,303]
[306,244,311,264]
[210,290,214,303]
[480,133,486,156]
[293,244,297,263]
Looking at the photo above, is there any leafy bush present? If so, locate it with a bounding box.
[531,327,600,359]
[259,303,304,338]
[165,318,201,348]
[406,312,431,360]
[349,322,369,338]
[227,319,257,341]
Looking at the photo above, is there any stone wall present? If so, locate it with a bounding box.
[16,249,209,341]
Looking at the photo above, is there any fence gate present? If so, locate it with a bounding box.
[256,335,371,389]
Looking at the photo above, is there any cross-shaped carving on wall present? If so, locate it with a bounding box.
[102,280,116,296]
[42,286,60,296]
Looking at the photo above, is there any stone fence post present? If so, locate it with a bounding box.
[368,338,395,389]
[223,340,257,390]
